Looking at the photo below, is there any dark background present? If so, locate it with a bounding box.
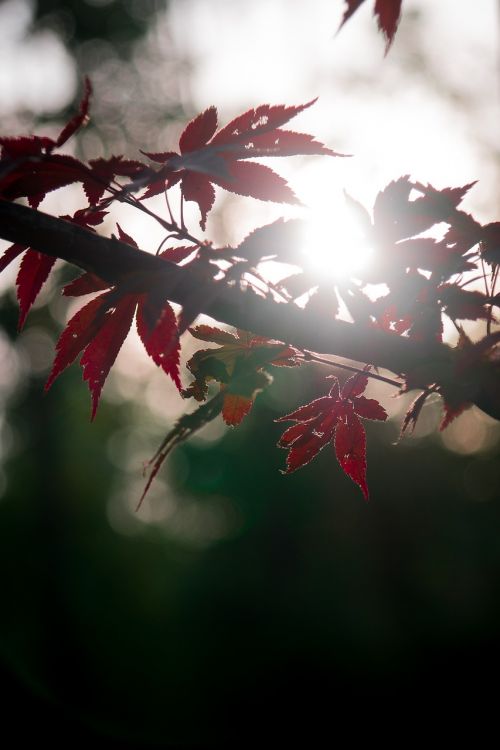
[2,287,499,744]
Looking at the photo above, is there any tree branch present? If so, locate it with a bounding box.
[0,198,489,414]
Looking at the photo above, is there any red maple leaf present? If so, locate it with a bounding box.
[45,226,184,418]
[82,155,148,205]
[276,372,387,499]
[45,292,112,395]
[344,178,485,342]
[136,289,182,391]
[55,77,92,148]
[0,78,92,207]
[79,293,138,419]
[0,243,26,274]
[141,100,344,229]
[0,242,57,330]
[62,272,110,298]
[345,178,481,290]
[0,207,109,330]
[372,176,478,250]
[16,250,57,330]
[338,0,402,52]
[0,154,89,209]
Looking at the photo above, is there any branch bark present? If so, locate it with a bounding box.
[0,198,487,412]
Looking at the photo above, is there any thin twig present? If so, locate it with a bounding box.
[299,350,402,388]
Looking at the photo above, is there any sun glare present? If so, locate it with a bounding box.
[297,164,374,282]
[300,205,374,281]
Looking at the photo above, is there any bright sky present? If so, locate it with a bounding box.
[1,0,498,274]
[168,0,498,277]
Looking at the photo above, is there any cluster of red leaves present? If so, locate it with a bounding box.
[44,226,186,419]
[345,176,497,341]
[1,68,500,504]
[0,80,152,211]
[275,173,500,443]
[281,175,499,342]
[276,372,387,499]
[0,81,336,422]
[0,78,92,208]
[140,99,343,229]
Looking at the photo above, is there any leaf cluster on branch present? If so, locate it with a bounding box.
[1,1,499,503]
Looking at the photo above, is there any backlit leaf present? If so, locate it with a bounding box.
[277,375,386,498]
[140,98,341,227]
[136,294,181,390]
[16,250,56,330]
[45,293,112,391]
[80,294,137,420]
[335,411,368,499]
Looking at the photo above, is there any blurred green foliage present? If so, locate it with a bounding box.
[34,0,166,48]
[1,282,500,742]
[28,0,185,157]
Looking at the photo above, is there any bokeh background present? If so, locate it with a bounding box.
[1,0,500,744]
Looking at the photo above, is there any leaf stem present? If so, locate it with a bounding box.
[299,350,402,388]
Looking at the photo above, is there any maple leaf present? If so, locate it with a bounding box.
[0,207,110,330]
[55,77,92,148]
[399,385,471,438]
[82,155,149,205]
[443,332,500,423]
[136,289,182,391]
[0,242,26,274]
[0,242,57,330]
[62,272,110,298]
[184,325,299,425]
[16,250,57,330]
[480,222,500,266]
[372,177,477,249]
[276,373,387,499]
[45,288,145,420]
[115,226,182,388]
[45,292,114,394]
[45,226,184,417]
[141,100,344,229]
[338,0,402,52]
[0,154,89,208]
[345,179,481,303]
[79,293,138,420]
[391,238,476,277]
[439,402,470,431]
[399,329,500,439]
[438,285,491,323]
[231,218,305,267]
[0,78,92,207]
[375,272,492,346]
[61,207,108,229]
[374,177,473,240]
